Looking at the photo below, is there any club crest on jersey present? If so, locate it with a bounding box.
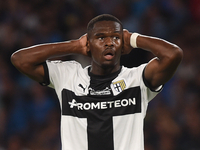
[112,80,126,92]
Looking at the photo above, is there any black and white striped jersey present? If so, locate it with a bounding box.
[44,60,162,150]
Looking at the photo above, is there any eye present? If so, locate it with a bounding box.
[113,36,119,40]
[98,37,104,40]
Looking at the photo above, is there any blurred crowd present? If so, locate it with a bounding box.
[0,0,200,149]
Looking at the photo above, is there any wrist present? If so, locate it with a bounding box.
[130,33,140,48]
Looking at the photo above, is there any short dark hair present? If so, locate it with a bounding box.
[87,14,123,37]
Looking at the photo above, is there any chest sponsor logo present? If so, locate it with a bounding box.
[112,80,126,92]
[62,86,141,116]
[68,98,136,110]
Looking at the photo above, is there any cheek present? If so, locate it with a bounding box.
[89,40,102,50]
[115,38,122,45]
[116,40,123,50]
[90,45,102,60]
[90,41,104,55]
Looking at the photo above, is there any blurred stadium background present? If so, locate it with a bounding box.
[0,0,200,149]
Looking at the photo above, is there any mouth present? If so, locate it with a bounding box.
[103,48,115,60]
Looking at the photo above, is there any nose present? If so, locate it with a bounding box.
[105,37,114,47]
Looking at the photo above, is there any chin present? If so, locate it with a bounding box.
[101,61,119,69]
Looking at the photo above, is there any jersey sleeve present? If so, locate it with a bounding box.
[44,60,82,90]
[137,64,163,102]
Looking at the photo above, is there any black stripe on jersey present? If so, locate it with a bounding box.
[39,62,50,86]
[62,87,141,150]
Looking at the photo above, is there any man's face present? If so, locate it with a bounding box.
[88,21,123,70]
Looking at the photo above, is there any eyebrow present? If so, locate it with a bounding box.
[94,31,121,36]
[94,33,105,36]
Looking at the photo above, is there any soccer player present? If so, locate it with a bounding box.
[11,14,183,150]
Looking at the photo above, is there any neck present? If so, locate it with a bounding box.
[90,63,121,76]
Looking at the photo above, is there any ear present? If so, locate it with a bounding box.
[86,40,91,57]
[121,46,124,54]
[121,39,125,55]
[121,32,125,55]
[86,39,90,50]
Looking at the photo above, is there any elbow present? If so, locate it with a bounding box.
[11,51,21,68]
[164,45,183,64]
[172,46,183,63]
[11,50,28,71]
[162,45,183,67]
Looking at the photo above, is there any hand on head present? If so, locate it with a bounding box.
[78,34,91,57]
[122,29,133,55]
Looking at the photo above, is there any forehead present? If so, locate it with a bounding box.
[91,21,122,35]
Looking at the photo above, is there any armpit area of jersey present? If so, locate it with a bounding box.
[142,66,163,92]
[39,62,50,86]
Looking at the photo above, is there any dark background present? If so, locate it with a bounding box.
[0,0,200,149]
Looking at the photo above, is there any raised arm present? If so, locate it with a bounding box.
[11,34,89,83]
[123,30,183,89]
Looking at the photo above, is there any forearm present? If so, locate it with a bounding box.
[123,30,182,60]
[11,39,84,83]
[136,35,182,61]
[11,40,80,67]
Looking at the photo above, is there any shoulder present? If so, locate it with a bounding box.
[118,64,148,90]
[120,64,147,76]
[46,60,85,82]
[47,60,83,71]
[47,60,82,66]
[46,60,89,89]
